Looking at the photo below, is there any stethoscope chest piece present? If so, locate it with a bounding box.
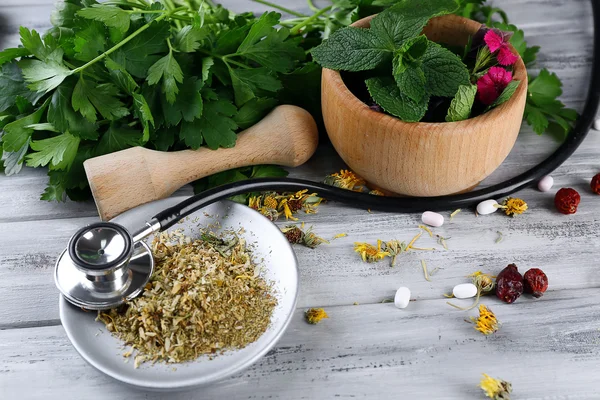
[54,222,155,310]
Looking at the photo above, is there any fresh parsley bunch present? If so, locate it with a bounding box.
[0,0,310,201]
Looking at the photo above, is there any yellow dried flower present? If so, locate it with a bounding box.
[469,271,495,293]
[471,304,500,335]
[333,233,348,239]
[354,240,390,263]
[480,373,512,400]
[369,189,385,196]
[305,308,328,324]
[263,195,278,210]
[500,197,528,216]
[324,169,365,191]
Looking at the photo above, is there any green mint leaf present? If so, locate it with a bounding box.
[366,76,428,122]
[26,132,80,170]
[114,20,170,78]
[72,76,129,122]
[234,97,278,130]
[18,56,72,94]
[489,80,519,108]
[399,35,429,61]
[105,55,139,95]
[229,67,282,107]
[147,52,184,104]
[524,104,548,135]
[421,42,469,97]
[2,138,30,176]
[96,122,143,155]
[311,27,391,71]
[132,93,154,143]
[445,83,476,122]
[239,27,305,73]
[77,5,131,34]
[237,12,281,53]
[0,62,44,113]
[0,48,31,67]
[175,25,207,53]
[196,97,238,149]
[383,0,459,42]
[394,62,427,103]
[48,83,98,140]
[2,99,49,152]
[72,20,106,62]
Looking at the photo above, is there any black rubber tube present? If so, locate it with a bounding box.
[155,2,600,230]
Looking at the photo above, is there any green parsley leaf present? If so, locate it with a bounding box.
[147,51,184,104]
[201,57,214,83]
[2,138,30,176]
[160,76,203,126]
[229,67,282,107]
[105,55,139,95]
[446,83,477,122]
[48,82,98,140]
[19,27,55,61]
[250,164,288,178]
[311,27,392,71]
[237,12,281,53]
[0,62,44,113]
[40,171,67,202]
[18,55,72,94]
[175,25,207,53]
[234,97,278,130]
[72,76,129,122]
[77,5,131,34]
[524,104,548,135]
[26,132,80,170]
[238,27,305,73]
[194,97,238,149]
[132,93,154,143]
[421,42,469,97]
[366,76,429,122]
[527,69,562,106]
[0,48,31,67]
[2,99,49,152]
[72,20,106,62]
[96,122,143,155]
[113,20,170,78]
[489,80,519,108]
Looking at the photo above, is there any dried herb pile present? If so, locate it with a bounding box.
[98,230,277,368]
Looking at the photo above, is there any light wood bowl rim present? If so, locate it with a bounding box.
[321,14,528,131]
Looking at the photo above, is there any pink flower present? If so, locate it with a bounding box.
[477,66,513,105]
[484,30,518,66]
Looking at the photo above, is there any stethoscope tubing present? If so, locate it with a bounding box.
[154,1,600,231]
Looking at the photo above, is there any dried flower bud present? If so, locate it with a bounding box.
[305,308,328,324]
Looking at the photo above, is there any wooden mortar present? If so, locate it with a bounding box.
[321,14,528,197]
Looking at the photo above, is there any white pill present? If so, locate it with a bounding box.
[476,199,499,215]
[452,283,478,299]
[537,175,554,192]
[594,118,600,131]
[421,211,444,227]
[394,287,411,309]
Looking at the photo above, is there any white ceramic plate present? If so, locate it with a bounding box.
[59,198,299,391]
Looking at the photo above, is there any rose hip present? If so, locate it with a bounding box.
[495,264,524,304]
[591,174,600,194]
[523,268,548,298]
[554,188,580,214]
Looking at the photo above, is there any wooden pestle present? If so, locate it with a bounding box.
[84,105,319,221]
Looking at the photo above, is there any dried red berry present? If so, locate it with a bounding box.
[591,174,600,194]
[495,264,524,304]
[554,188,580,214]
[523,268,548,298]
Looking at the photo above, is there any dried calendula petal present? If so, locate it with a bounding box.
[97,230,277,368]
[324,169,366,191]
[305,308,328,324]
[480,373,512,400]
[471,304,500,335]
[354,240,389,263]
[282,225,328,248]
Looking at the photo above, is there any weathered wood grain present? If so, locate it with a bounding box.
[2,288,600,399]
[1,0,599,398]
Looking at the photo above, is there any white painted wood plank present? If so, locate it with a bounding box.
[2,288,600,399]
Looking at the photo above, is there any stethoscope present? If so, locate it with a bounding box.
[54,0,600,310]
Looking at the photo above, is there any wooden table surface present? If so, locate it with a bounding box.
[1,0,599,399]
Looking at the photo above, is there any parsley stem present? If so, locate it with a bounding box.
[306,0,320,12]
[102,0,149,9]
[289,5,332,35]
[72,12,170,75]
[223,56,251,69]
[250,0,307,18]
